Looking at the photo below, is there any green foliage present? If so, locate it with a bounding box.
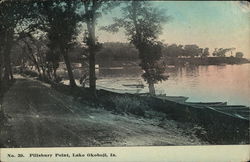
[212,48,235,57]
[183,44,200,58]
[0,0,26,81]
[235,52,244,58]
[162,44,238,59]
[81,0,121,95]
[139,41,168,84]
[162,44,211,58]
[39,1,82,51]
[96,42,139,61]
[102,1,170,93]
[162,44,184,58]
[37,1,83,86]
[112,96,147,116]
[97,43,212,61]
[201,48,209,58]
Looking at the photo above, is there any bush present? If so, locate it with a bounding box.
[111,95,148,116]
[185,124,208,141]
[22,70,39,77]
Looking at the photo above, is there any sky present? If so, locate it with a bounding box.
[97,1,250,58]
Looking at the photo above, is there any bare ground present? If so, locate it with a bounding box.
[0,75,205,147]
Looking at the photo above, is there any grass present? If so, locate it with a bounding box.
[0,79,16,147]
[111,95,149,116]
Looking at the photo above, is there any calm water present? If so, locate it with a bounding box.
[96,64,250,106]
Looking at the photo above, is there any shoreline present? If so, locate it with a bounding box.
[50,78,249,145]
[0,76,206,147]
[96,57,250,68]
[1,73,249,147]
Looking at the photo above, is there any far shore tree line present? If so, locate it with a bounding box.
[0,0,246,97]
[95,43,245,64]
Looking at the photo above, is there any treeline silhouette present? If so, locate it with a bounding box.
[94,42,246,66]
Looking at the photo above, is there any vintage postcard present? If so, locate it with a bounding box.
[0,0,249,162]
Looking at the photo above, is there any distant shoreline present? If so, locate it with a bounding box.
[96,57,250,68]
[164,57,250,66]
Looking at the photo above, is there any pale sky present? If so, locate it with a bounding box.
[97,1,250,58]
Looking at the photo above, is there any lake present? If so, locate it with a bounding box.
[95,64,250,106]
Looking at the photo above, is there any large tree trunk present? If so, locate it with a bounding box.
[53,67,57,80]
[8,57,13,80]
[26,43,41,77]
[29,54,41,77]
[85,2,97,97]
[52,63,58,82]
[41,67,46,80]
[3,44,12,81]
[0,52,3,87]
[3,30,14,81]
[62,48,76,87]
[88,49,96,95]
[148,81,156,96]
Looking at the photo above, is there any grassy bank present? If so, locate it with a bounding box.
[19,71,249,144]
[51,83,249,144]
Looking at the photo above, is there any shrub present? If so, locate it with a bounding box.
[22,70,39,77]
[111,95,148,116]
[188,124,208,141]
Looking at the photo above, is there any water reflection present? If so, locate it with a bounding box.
[98,67,142,78]
[96,64,250,106]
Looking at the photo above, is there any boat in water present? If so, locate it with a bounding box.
[185,102,227,106]
[96,85,144,94]
[122,84,145,88]
[155,95,189,103]
[122,80,145,88]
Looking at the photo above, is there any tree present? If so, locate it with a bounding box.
[45,46,61,81]
[183,44,200,58]
[102,1,169,95]
[212,48,235,57]
[201,48,209,58]
[96,42,139,64]
[81,0,119,96]
[16,33,49,79]
[0,0,20,81]
[235,52,244,58]
[0,0,44,83]
[37,1,82,87]
[163,44,184,58]
[19,36,43,77]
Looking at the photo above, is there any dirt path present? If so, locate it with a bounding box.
[1,76,204,147]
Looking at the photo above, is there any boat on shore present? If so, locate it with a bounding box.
[185,102,227,106]
[155,95,189,103]
[206,105,250,120]
[183,101,250,121]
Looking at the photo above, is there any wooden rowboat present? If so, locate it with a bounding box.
[185,102,227,106]
[122,84,145,88]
